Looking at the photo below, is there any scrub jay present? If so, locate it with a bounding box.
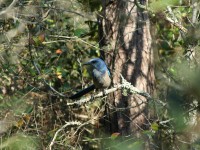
[69,58,111,99]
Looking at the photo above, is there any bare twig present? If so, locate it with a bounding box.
[0,0,18,16]
[33,60,66,97]
[165,16,188,33]
[48,121,88,150]
[49,35,99,49]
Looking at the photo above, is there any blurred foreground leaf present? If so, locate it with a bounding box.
[150,0,178,12]
[0,134,39,150]
[111,132,120,140]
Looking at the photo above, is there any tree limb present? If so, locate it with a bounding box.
[67,75,152,106]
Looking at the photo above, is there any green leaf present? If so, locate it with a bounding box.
[151,122,159,131]
[127,141,143,149]
[111,132,120,140]
[74,28,86,37]
[143,130,155,136]
[24,106,33,114]
[0,134,39,150]
[150,0,179,12]
[169,67,176,75]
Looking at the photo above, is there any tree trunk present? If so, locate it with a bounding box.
[100,0,155,136]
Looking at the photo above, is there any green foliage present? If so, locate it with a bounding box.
[0,0,100,149]
[0,0,200,149]
[111,132,120,140]
[150,0,179,12]
[103,136,144,150]
[0,96,32,115]
[151,122,159,131]
[148,0,200,149]
[77,0,101,12]
[0,134,39,150]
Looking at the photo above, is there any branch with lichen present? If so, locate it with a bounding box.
[67,75,152,106]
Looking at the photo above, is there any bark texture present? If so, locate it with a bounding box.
[100,0,154,135]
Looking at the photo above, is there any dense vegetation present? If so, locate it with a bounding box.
[0,0,200,149]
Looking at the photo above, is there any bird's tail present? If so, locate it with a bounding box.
[69,84,95,99]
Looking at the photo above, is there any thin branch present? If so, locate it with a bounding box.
[165,16,187,33]
[0,0,18,16]
[42,40,67,44]
[48,121,83,150]
[32,6,85,17]
[159,118,174,125]
[49,35,99,49]
[32,60,66,97]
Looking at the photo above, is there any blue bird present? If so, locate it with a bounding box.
[69,58,111,99]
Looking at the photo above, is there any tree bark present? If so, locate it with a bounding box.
[100,0,155,135]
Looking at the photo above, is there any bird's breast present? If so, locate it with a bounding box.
[92,69,111,89]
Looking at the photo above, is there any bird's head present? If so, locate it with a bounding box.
[83,58,110,75]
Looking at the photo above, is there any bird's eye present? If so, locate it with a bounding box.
[91,60,96,63]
